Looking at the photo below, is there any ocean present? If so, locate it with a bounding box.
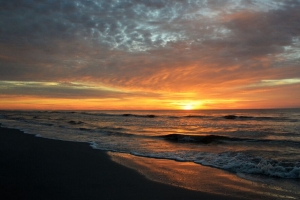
[1,109,300,197]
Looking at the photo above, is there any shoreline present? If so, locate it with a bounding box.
[108,152,288,199]
[0,126,241,200]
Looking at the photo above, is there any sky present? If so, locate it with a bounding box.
[0,0,300,110]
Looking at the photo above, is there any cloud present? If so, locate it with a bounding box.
[0,0,300,108]
[0,81,129,98]
[244,78,300,88]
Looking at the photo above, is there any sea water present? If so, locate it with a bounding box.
[0,109,300,196]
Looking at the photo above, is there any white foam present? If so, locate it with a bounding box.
[89,141,98,149]
[195,152,300,179]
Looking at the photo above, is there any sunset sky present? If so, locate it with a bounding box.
[0,0,300,110]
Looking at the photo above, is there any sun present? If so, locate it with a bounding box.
[172,100,202,110]
[182,104,194,110]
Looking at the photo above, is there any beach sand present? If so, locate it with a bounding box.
[0,126,277,200]
[109,153,285,199]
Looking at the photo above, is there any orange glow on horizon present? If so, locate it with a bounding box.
[0,96,232,110]
[1,83,299,111]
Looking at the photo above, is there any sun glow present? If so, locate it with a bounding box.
[183,104,194,110]
[177,101,203,110]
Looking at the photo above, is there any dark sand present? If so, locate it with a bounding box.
[0,126,242,200]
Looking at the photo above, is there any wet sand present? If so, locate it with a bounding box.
[109,153,294,199]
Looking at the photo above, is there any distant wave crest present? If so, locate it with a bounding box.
[159,134,246,144]
[159,133,300,147]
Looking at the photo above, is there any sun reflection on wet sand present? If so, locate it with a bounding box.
[108,152,299,200]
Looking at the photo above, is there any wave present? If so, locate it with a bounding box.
[98,126,125,131]
[126,150,300,179]
[77,126,127,133]
[80,112,297,122]
[122,114,156,118]
[159,134,246,144]
[223,115,297,122]
[194,151,300,179]
[7,111,294,123]
[183,115,208,119]
[68,120,85,125]
[159,134,300,147]
[79,112,157,118]
[96,130,136,137]
[78,127,93,131]
[0,115,55,127]
[80,112,119,117]
[79,112,159,118]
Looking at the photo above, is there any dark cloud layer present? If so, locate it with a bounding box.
[0,0,300,108]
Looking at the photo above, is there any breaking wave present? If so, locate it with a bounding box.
[195,151,300,179]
